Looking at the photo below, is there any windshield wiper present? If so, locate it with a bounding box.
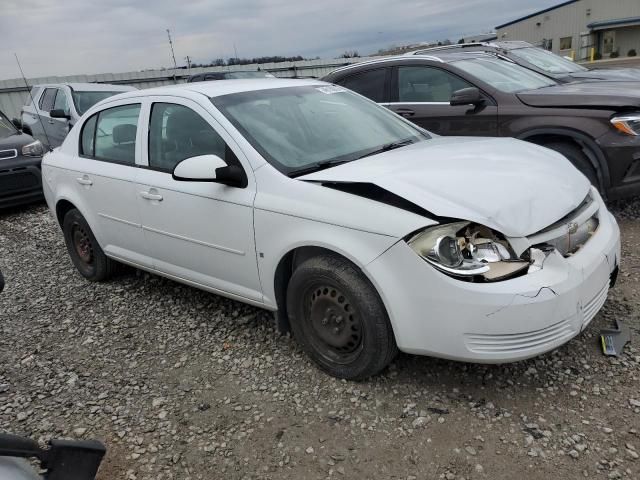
[355,138,415,160]
[288,159,352,178]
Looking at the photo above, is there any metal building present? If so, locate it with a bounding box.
[496,0,640,61]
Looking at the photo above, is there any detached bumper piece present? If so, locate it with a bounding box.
[0,432,105,480]
[600,320,631,357]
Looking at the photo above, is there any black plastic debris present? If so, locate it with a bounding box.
[600,320,631,357]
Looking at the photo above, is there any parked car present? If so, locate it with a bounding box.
[407,41,640,83]
[42,79,620,379]
[0,109,45,208]
[187,70,275,82]
[21,83,136,149]
[322,53,640,200]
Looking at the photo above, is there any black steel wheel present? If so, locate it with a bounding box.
[62,208,116,281]
[287,253,397,380]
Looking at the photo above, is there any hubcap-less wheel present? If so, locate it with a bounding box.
[305,285,363,364]
[72,223,93,265]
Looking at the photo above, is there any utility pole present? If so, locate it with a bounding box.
[185,55,191,72]
[233,42,238,60]
[166,29,178,83]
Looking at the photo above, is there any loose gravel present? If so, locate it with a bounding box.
[0,201,639,480]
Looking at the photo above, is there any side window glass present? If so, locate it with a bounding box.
[148,103,228,172]
[53,89,70,114]
[39,88,57,112]
[398,66,473,102]
[337,69,387,103]
[80,114,97,156]
[93,104,141,164]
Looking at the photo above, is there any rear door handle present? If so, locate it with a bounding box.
[140,191,163,201]
[76,176,93,186]
[394,108,415,117]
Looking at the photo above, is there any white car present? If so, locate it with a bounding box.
[41,79,621,379]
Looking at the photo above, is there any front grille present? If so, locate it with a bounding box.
[0,169,40,196]
[528,193,599,257]
[465,319,574,354]
[0,149,18,160]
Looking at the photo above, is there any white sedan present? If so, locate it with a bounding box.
[41,79,620,379]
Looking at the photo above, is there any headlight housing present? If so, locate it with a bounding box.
[21,140,45,157]
[407,222,530,282]
[610,113,640,136]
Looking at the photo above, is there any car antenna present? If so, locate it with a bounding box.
[14,53,53,152]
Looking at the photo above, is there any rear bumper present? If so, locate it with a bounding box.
[0,158,43,208]
[366,206,621,363]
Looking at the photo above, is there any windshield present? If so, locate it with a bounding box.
[213,85,428,175]
[0,110,18,139]
[72,91,126,115]
[510,47,587,74]
[453,57,558,92]
[225,71,275,79]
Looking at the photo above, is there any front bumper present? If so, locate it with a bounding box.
[366,207,621,363]
[598,131,640,200]
[0,157,43,209]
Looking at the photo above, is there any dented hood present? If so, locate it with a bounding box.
[299,137,590,238]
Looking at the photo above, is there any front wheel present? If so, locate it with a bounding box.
[62,209,116,282]
[543,141,600,189]
[286,254,397,380]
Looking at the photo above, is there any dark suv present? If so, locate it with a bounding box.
[322,53,640,200]
[408,41,640,83]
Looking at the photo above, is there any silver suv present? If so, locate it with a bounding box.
[21,83,136,148]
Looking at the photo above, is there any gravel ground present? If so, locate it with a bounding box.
[0,201,639,480]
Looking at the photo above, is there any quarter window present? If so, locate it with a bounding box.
[397,66,472,102]
[148,103,230,172]
[336,68,387,103]
[39,88,57,112]
[79,104,140,164]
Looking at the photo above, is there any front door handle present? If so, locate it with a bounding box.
[140,191,163,202]
[395,108,415,117]
[76,176,93,186]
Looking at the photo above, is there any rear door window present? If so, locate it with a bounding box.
[335,68,389,103]
[80,104,141,165]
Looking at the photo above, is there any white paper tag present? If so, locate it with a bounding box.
[316,86,347,94]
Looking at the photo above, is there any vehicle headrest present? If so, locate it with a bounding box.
[112,124,136,144]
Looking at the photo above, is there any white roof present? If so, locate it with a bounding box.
[34,82,136,92]
[111,78,327,101]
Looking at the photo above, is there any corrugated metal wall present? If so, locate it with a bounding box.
[0,57,374,119]
[496,0,640,59]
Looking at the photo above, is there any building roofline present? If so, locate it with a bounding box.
[495,0,580,29]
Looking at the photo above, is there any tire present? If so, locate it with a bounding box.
[286,253,398,380]
[543,141,599,189]
[62,208,116,281]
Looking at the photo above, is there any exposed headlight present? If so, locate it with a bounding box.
[610,114,640,136]
[407,222,530,281]
[21,140,45,157]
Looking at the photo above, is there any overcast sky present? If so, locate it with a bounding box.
[0,0,559,80]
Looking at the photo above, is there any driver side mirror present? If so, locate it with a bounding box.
[172,154,246,188]
[450,87,484,106]
[50,109,71,120]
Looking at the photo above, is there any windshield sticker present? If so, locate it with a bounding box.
[316,86,347,94]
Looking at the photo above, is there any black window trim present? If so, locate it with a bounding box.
[77,102,142,167]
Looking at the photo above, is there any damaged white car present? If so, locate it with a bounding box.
[41,79,621,379]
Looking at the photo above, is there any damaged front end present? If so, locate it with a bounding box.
[407,191,600,283]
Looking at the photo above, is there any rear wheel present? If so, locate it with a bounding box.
[286,253,397,380]
[543,141,599,189]
[63,209,116,281]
